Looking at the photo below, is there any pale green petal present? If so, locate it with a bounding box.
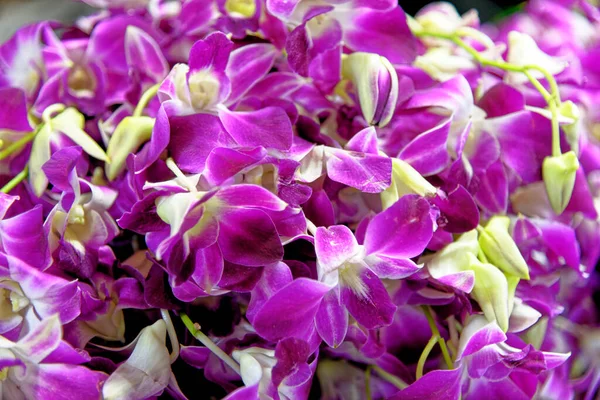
[105,116,154,181]
[53,108,110,162]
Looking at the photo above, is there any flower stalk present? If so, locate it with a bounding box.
[180,312,241,376]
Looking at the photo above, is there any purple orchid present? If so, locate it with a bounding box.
[0,0,598,398]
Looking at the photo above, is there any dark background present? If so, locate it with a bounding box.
[403,0,524,21]
[0,0,525,42]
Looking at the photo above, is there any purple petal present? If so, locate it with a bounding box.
[266,0,301,20]
[315,287,348,348]
[218,106,293,150]
[189,32,233,72]
[315,225,359,271]
[389,369,462,400]
[346,127,379,155]
[204,146,267,185]
[227,44,278,104]
[399,118,450,176]
[456,316,507,360]
[20,364,106,400]
[16,315,62,362]
[477,83,525,117]
[433,184,480,233]
[0,205,49,270]
[168,113,230,173]
[217,184,287,211]
[342,269,396,329]
[474,160,508,215]
[325,148,392,193]
[366,256,421,279]
[364,194,433,258]
[9,256,81,323]
[125,26,168,82]
[344,7,417,65]
[217,208,284,266]
[253,278,329,341]
[0,87,32,131]
[247,262,294,324]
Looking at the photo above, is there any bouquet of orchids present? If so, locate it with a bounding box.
[2,0,600,398]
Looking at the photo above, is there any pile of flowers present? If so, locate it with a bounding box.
[1,0,600,398]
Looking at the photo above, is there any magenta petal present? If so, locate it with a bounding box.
[266,0,301,20]
[474,160,508,215]
[41,146,81,192]
[389,369,462,400]
[189,32,233,72]
[217,208,284,266]
[346,126,379,155]
[204,147,267,185]
[217,184,287,211]
[0,87,32,131]
[315,287,348,348]
[315,225,359,271]
[325,148,392,193]
[9,256,81,323]
[345,7,417,65]
[364,195,433,258]
[218,106,293,150]
[227,44,278,104]
[456,317,507,360]
[433,185,480,233]
[399,118,451,176]
[0,205,49,270]
[247,262,294,324]
[21,364,106,400]
[169,113,229,173]
[253,277,329,341]
[125,26,168,82]
[366,256,421,279]
[342,269,396,329]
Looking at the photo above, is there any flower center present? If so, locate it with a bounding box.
[188,70,221,110]
[225,0,256,18]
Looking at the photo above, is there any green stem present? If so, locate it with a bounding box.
[422,306,454,369]
[1,166,28,194]
[133,83,160,118]
[180,313,241,375]
[0,130,38,161]
[371,365,408,390]
[415,29,563,157]
[416,335,439,379]
[365,366,373,400]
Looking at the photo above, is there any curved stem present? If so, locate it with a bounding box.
[422,306,454,369]
[133,83,160,118]
[416,335,439,380]
[365,366,373,400]
[1,166,28,194]
[371,365,408,390]
[0,130,38,161]
[180,313,241,376]
[160,309,180,364]
[415,29,563,158]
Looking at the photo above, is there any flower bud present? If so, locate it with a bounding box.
[467,253,510,332]
[342,52,398,128]
[559,101,581,154]
[542,151,579,215]
[381,158,437,209]
[478,216,530,280]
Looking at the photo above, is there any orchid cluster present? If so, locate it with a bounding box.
[1,0,600,398]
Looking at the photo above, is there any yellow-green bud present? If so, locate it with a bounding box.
[478,216,530,280]
[542,151,579,215]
